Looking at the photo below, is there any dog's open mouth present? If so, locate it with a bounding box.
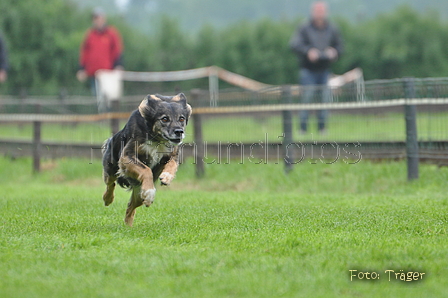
[168,138,182,144]
[163,135,183,144]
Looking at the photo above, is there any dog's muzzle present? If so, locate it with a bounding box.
[166,129,184,144]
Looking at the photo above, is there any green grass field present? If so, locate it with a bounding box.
[0,156,447,297]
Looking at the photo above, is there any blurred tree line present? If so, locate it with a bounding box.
[0,1,447,95]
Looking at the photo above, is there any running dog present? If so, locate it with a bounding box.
[102,93,192,226]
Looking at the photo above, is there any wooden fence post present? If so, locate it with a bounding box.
[33,104,42,173]
[282,85,293,174]
[191,89,205,178]
[404,78,419,181]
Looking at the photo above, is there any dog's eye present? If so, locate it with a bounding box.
[179,116,185,123]
[161,116,170,123]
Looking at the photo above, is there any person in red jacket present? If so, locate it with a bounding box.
[0,34,8,83]
[77,7,123,94]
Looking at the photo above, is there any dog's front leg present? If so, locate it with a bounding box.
[159,158,179,186]
[119,155,156,205]
[159,148,179,186]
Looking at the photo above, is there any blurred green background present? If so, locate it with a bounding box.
[1,0,448,95]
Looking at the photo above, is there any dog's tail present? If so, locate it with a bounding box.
[101,138,111,155]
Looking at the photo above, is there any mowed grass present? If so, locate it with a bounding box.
[0,156,447,298]
[2,111,447,144]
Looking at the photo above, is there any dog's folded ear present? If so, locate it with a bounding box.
[138,95,161,118]
[185,103,192,124]
[173,93,193,124]
[171,93,187,105]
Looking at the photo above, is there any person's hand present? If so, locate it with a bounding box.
[0,69,7,83]
[76,69,88,82]
[307,48,320,63]
[324,47,338,61]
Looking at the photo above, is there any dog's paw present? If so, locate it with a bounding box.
[141,188,156,207]
[159,172,174,186]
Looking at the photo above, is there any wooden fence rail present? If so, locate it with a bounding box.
[1,82,448,179]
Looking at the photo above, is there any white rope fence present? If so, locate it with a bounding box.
[95,66,364,107]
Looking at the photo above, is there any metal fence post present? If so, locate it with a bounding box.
[282,85,293,173]
[33,104,42,173]
[404,78,419,181]
[191,89,205,178]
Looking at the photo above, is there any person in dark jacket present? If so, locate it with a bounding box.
[77,7,123,94]
[290,1,343,134]
[0,35,8,83]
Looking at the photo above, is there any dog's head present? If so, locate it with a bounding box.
[138,93,192,145]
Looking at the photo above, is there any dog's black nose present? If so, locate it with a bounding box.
[174,129,184,137]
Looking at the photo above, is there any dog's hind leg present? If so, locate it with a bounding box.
[125,186,143,227]
[102,171,116,206]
